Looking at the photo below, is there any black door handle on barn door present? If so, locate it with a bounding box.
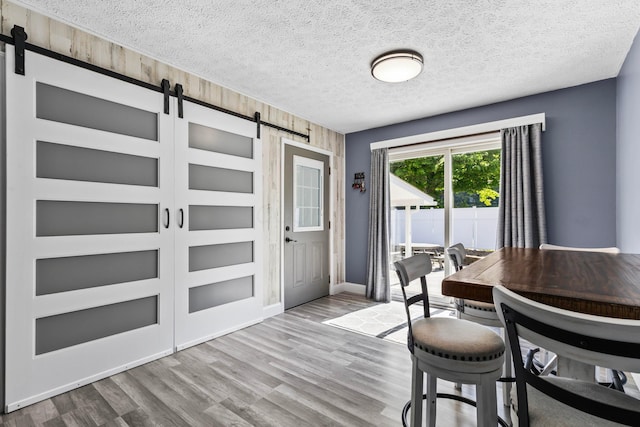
[164,208,170,229]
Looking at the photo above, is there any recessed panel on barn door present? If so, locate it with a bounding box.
[174,102,263,350]
[4,50,174,411]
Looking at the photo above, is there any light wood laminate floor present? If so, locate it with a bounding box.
[0,293,511,426]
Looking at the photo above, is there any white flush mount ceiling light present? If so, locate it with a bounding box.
[371,50,423,83]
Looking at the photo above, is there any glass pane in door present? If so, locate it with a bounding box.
[389,154,448,306]
[451,149,501,263]
[293,155,324,231]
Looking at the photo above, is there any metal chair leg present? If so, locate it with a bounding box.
[426,373,437,427]
[410,357,423,427]
[502,330,513,407]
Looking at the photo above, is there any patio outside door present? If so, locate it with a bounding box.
[390,153,449,306]
[389,142,501,307]
[283,144,330,309]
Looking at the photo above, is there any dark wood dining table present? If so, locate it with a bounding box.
[441,246,640,380]
[442,247,640,320]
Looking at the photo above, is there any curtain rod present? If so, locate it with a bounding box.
[0,27,310,141]
[370,113,546,151]
[388,131,500,158]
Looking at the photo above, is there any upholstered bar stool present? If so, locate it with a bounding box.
[395,254,506,427]
[493,285,640,426]
[535,244,625,387]
[446,243,513,406]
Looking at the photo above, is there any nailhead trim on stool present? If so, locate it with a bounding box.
[412,317,505,362]
[463,301,497,312]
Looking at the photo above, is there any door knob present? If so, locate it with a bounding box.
[285,237,297,243]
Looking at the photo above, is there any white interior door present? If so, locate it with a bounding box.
[173,100,263,350]
[5,49,174,411]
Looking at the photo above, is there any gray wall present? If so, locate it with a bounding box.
[617,30,640,253]
[345,80,618,285]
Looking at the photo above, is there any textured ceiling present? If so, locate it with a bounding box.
[11,0,640,134]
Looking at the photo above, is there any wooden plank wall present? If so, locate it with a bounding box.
[0,1,346,307]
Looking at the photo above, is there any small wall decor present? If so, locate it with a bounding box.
[352,172,366,192]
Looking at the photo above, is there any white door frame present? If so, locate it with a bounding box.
[273,138,334,316]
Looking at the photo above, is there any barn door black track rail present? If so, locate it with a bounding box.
[0,25,310,141]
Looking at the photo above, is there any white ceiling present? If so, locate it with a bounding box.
[11,0,640,134]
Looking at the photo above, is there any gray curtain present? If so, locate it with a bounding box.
[366,148,391,302]
[497,123,547,248]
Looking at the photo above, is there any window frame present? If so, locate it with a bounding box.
[292,155,325,232]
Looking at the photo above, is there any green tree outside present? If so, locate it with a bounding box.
[390,149,501,208]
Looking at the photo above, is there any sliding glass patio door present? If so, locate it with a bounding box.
[451,148,501,259]
[390,153,448,305]
[389,137,501,307]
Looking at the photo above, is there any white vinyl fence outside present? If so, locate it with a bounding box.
[391,206,499,251]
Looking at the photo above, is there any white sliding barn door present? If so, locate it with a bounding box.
[174,100,263,350]
[5,50,175,411]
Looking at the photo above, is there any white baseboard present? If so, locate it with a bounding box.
[263,284,364,319]
[263,302,283,319]
[331,282,365,295]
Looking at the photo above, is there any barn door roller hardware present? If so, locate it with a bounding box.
[1,25,310,141]
[174,83,184,118]
[10,25,27,75]
[161,79,171,114]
